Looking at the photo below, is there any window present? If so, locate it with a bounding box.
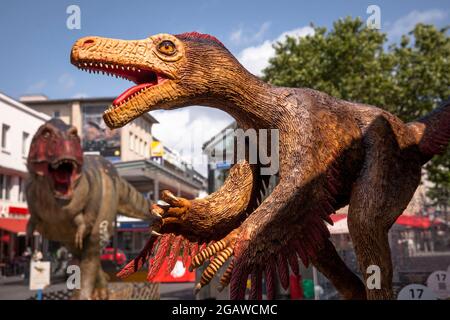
[144,142,148,157]
[1,124,10,150]
[134,135,138,153]
[140,139,143,155]
[19,177,26,202]
[53,111,61,118]
[129,132,134,151]
[0,174,12,200]
[22,132,30,156]
[0,174,3,199]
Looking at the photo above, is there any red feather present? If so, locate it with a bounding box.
[276,253,290,290]
[116,234,158,278]
[147,234,173,280]
[249,269,262,300]
[265,257,277,300]
[166,235,183,275]
[182,239,191,267]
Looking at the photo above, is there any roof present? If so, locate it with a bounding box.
[0,218,28,235]
[0,92,50,122]
[22,96,158,124]
[202,121,237,151]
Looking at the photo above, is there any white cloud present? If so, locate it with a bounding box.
[238,26,314,76]
[388,9,447,39]
[230,28,243,44]
[229,21,271,45]
[58,73,75,90]
[26,80,47,93]
[150,106,233,175]
[72,92,88,98]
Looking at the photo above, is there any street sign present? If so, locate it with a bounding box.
[397,284,436,300]
[426,270,450,299]
[29,261,51,291]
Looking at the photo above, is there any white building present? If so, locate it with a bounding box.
[0,92,50,268]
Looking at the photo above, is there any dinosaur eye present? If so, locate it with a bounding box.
[42,130,51,138]
[157,40,176,55]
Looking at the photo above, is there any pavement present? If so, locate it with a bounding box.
[0,275,195,300]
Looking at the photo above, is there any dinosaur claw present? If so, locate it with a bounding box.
[193,283,202,295]
[151,230,162,237]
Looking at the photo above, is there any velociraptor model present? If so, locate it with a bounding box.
[71,32,450,299]
[26,118,161,299]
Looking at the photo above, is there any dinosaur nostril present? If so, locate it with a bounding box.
[81,39,95,48]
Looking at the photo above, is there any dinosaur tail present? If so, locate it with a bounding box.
[408,99,450,164]
[116,177,152,220]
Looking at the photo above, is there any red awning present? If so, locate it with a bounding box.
[327,213,442,234]
[395,215,441,229]
[0,218,28,235]
[8,206,28,215]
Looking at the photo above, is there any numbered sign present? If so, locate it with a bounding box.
[426,270,450,299]
[397,284,436,300]
[29,261,51,291]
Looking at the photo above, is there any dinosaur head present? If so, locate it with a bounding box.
[71,32,246,129]
[28,119,83,200]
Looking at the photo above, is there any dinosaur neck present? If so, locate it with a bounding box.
[201,62,284,129]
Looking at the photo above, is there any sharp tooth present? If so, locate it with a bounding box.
[89,62,93,66]
[121,66,125,70]
[84,62,88,66]
[127,66,130,70]
[132,67,135,71]
[137,69,141,73]
[99,63,103,67]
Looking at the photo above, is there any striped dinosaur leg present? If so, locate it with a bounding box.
[190,228,240,293]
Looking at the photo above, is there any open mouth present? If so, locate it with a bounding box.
[48,159,79,198]
[74,61,168,114]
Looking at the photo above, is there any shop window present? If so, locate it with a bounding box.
[1,124,10,150]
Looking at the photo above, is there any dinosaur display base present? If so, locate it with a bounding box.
[28,282,160,300]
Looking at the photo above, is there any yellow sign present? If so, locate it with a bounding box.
[151,141,164,157]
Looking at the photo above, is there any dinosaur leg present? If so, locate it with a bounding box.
[91,268,110,300]
[77,241,101,300]
[310,239,366,300]
[346,123,422,299]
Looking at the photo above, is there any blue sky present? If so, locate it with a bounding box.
[0,0,448,172]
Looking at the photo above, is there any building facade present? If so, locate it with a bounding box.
[0,93,50,275]
[21,95,157,163]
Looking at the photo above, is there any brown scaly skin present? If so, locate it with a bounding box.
[26,119,161,300]
[71,33,450,300]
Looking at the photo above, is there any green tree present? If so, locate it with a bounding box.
[263,17,450,210]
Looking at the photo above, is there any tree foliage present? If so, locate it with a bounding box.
[263,17,450,208]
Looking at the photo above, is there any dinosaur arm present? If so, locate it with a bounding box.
[159,160,259,241]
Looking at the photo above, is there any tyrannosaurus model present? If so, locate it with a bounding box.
[70,32,450,300]
[26,118,161,299]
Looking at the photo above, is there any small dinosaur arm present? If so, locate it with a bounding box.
[26,118,161,299]
[71,32,450,300]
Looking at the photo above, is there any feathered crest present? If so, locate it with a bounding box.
[176,31,224,47]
